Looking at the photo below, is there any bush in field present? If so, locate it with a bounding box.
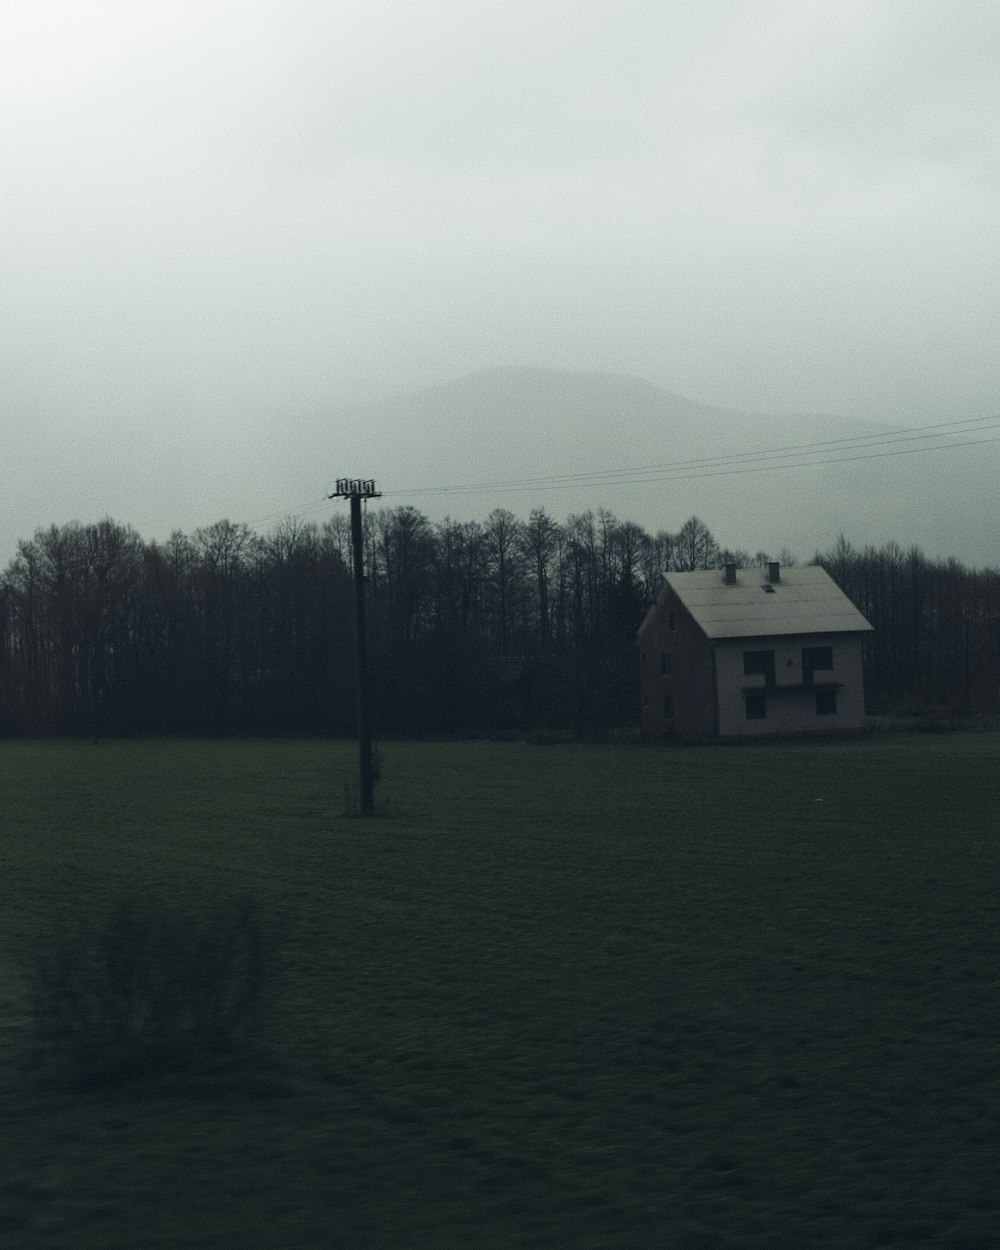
[28,892,276,1087]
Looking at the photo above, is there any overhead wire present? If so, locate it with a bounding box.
[8,415,996,577]
[243,495,331,530]
[251,413,1000,518]
[378,414,1000,498]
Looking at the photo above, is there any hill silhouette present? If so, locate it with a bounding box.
[276,367,999,567]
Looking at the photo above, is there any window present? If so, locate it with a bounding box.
[663,695,674,719]
[745,693,766,720]
[802,646,833,685]
[743,650,776,687]
[669,611,676,631]
[661,652,672,675]
[815,689,837,716]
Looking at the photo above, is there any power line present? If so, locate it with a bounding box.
[243,496,330,530]
[8,414,994,577]
[205,413,1000,524]
[381,415,1000,499]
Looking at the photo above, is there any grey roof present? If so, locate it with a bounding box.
[645,565,873,640]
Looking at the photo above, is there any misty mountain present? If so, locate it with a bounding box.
[277,367,999,568]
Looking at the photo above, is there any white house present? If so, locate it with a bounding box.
[638,562,874,739]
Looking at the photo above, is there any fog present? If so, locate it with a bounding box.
[2,1,997,565]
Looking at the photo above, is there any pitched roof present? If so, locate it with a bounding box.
[643,565,873,641]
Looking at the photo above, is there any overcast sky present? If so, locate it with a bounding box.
[2,0,997,558]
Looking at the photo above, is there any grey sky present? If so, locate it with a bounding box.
[2,1,997,561]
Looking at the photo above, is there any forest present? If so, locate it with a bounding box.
[1,508,998,737]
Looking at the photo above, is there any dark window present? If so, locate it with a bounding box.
[661,652,672,675]
[802,646,834,684]
[815,689,837,716]
[743,650,776,687]
[663,695,673,719]
[745,693,766,720]
[668,611,676,632]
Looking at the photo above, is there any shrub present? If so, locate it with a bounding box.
[27,891,276,1088]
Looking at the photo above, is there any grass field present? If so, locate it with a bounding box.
[1,729,999,1249]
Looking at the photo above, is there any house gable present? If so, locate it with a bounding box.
[638,584,715,739]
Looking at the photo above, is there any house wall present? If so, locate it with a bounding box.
[638,588,716,739]
[714,633,866,737]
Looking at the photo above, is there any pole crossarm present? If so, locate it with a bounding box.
[329,478,381,500]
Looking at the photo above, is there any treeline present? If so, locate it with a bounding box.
[816,535,1000,716]
[0,511,997,737]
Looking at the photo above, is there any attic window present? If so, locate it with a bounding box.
[762,584,776,593]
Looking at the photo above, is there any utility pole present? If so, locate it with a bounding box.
[329,478,381,812]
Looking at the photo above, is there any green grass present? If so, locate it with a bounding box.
[1,731,999,1248]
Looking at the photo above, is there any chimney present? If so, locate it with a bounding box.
[724,563,737,585]
[768,562,780,584]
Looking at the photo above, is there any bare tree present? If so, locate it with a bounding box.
[524,508,560,653]
[484,508,523,655]
[675,516,719,571]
